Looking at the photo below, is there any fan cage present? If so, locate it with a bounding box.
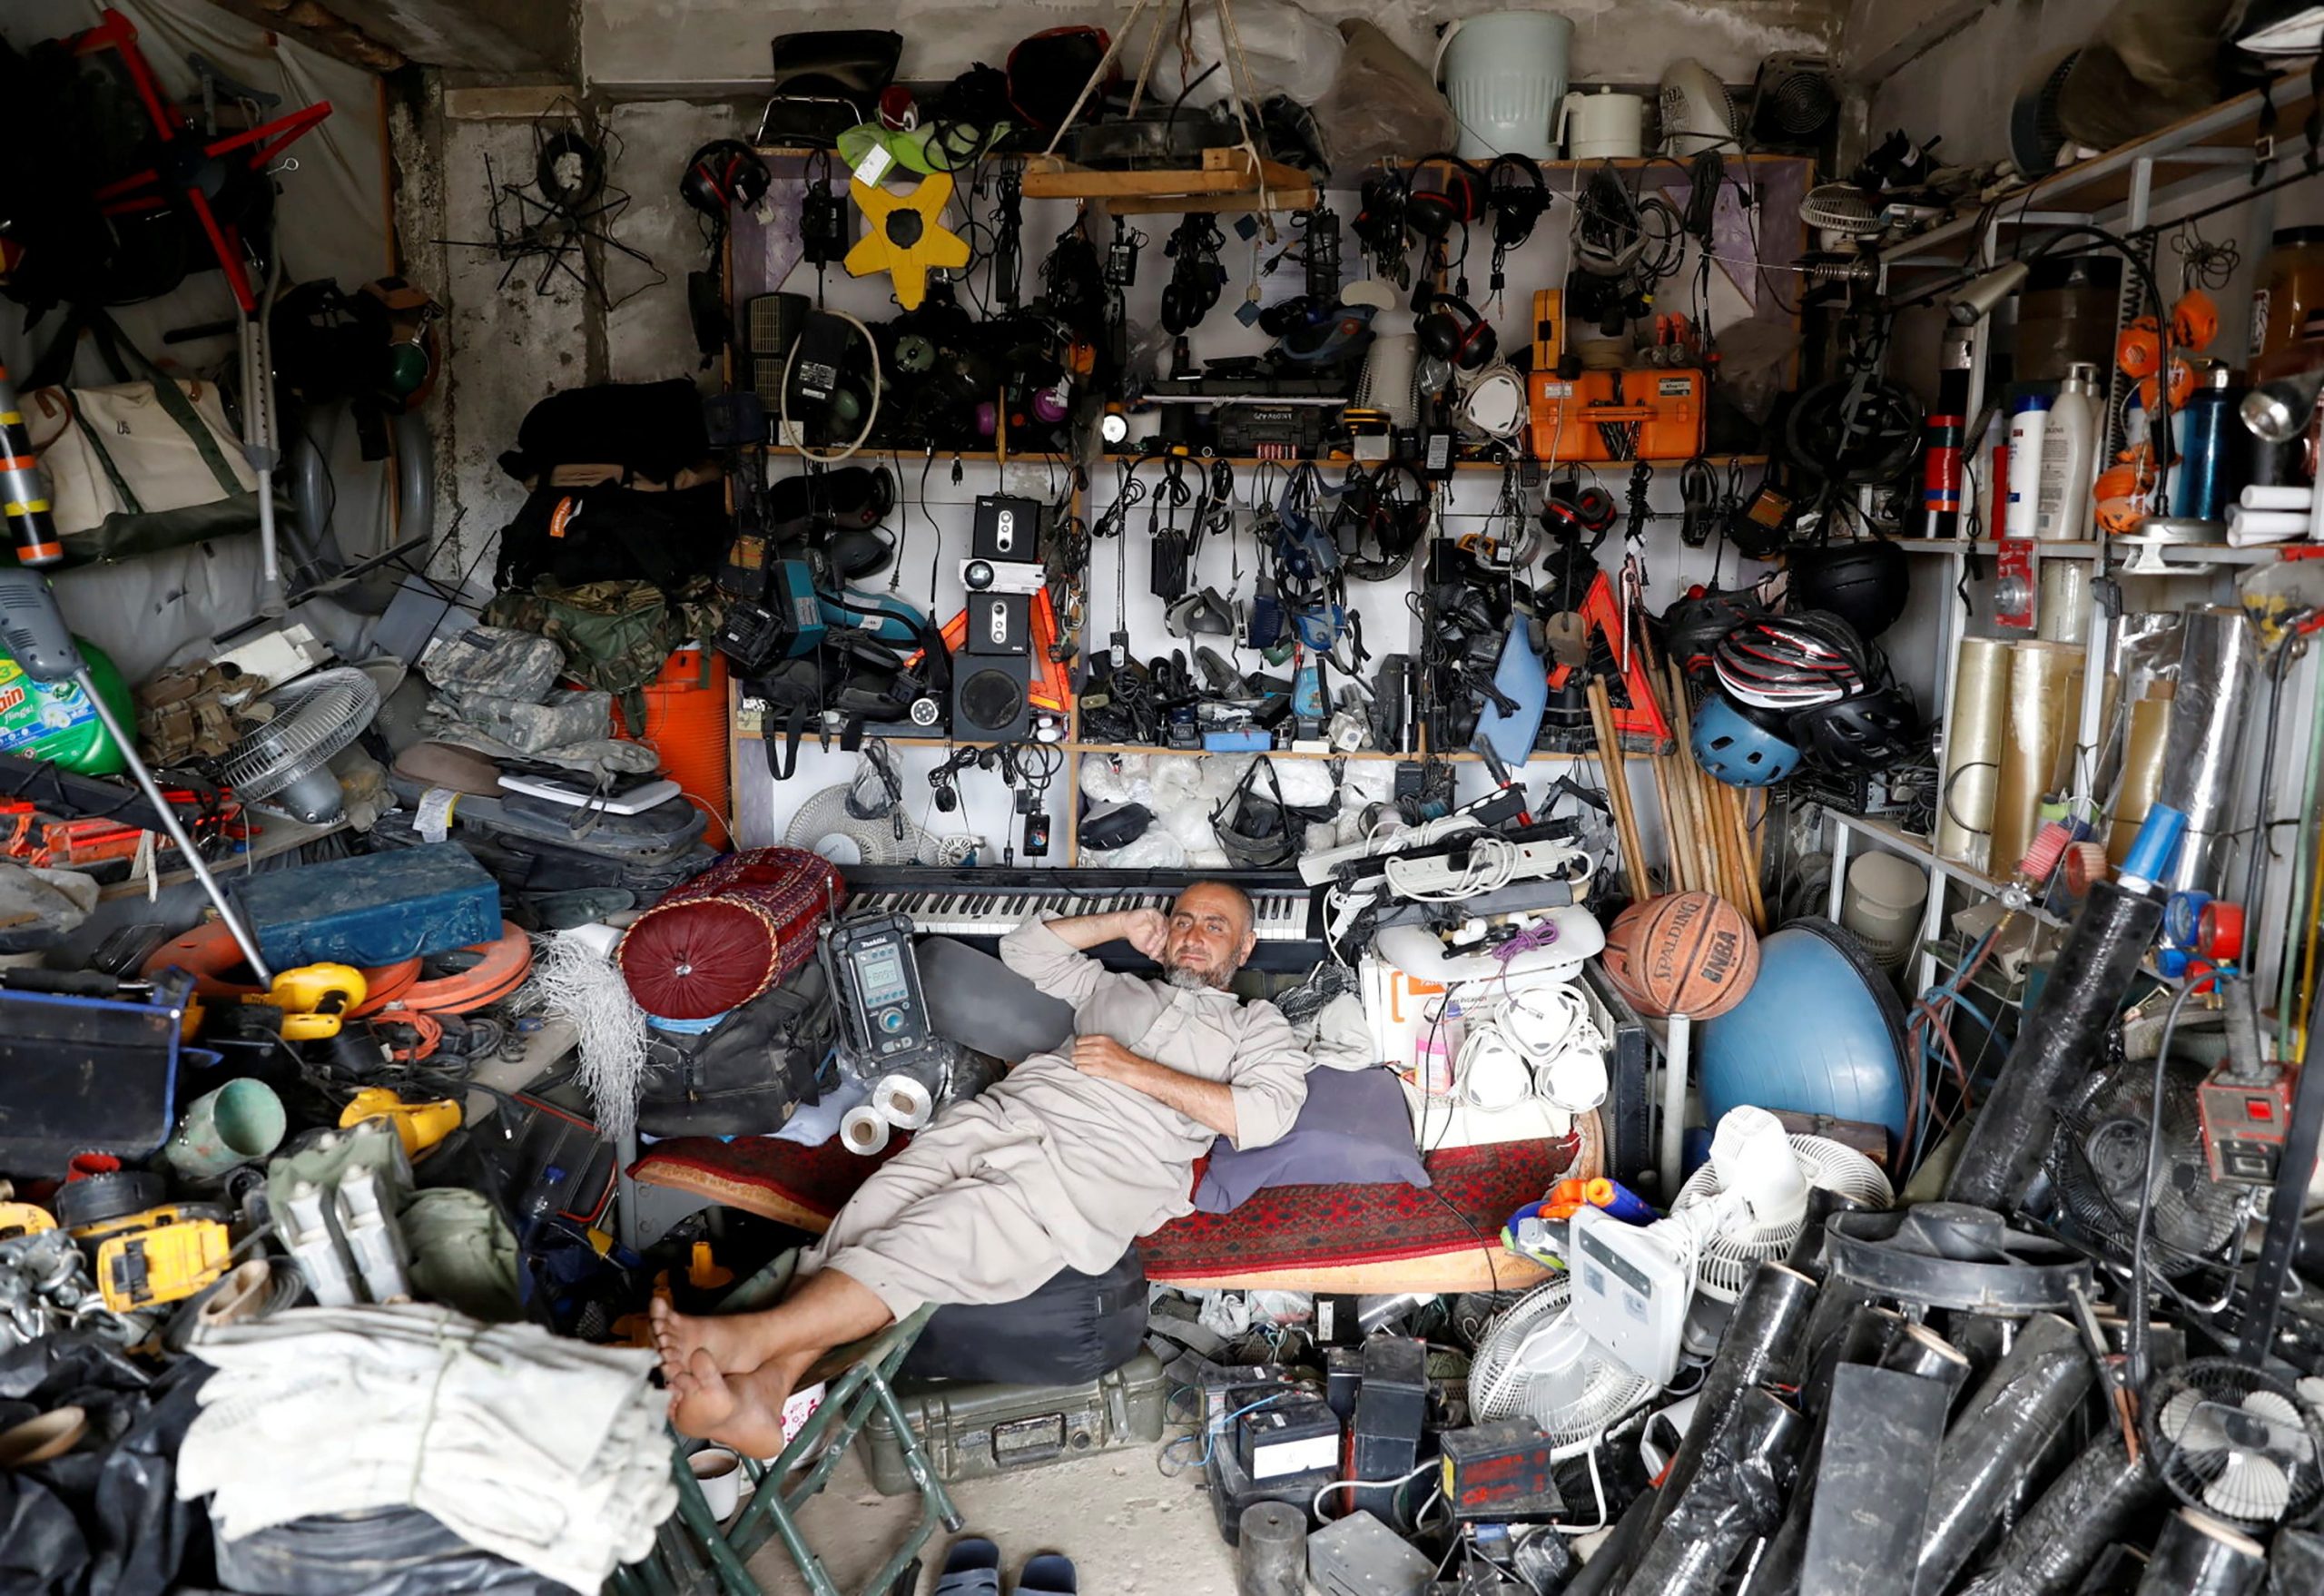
[783,783,970,866]
[1801,184,1879,235]
[1468,1275,1659,1453]
[2049,1062,2242,1276]
[1671,1135,1893,1302]
[218,667,381,800]
[2144,1359,2324,1531]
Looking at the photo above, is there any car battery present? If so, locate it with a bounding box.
[1236,1394,1344,1481]
[859,1351,1167,1494]
[1309,1510,1436,1596]
[1315,1293,1364,1345]
[1526,368,1705,463]
[1437,1421,1564,1522]
[1326,1345,1364,1422]
[1206,1420,1339,1546]
[1350,1336,1429,1480]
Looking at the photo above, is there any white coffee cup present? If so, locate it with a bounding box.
[689,1447,743,1518]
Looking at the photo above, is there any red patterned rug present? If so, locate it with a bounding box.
[634,1124,1591,1293]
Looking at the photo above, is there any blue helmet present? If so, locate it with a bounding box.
[1691,693,1803,787]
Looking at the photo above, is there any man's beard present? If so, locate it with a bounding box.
[1165,962,1228,991]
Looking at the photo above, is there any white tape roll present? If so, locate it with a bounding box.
[871,1073,934,1129]
[2240,484,2315,511]
[840,1106,891,1157]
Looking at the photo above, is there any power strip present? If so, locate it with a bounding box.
[1385,837,1588,900]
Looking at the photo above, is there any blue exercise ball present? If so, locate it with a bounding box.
[1697,918,1908,1147]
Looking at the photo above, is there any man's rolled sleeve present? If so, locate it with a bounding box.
[1224,1002,1313,1151]
[999,915,1108,1012]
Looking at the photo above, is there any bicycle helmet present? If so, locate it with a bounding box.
[1663,589,1768,681]
[1785,541,1910,640]
[1713,611,1870,712]
[1691,693,1803,788]
[1790,683,1924,773]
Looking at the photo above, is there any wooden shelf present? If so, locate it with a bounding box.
[749,444,1014,464]
[1019,148,1316,213]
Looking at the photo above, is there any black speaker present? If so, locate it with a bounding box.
[973,495,1041,565]
[962,592,1031,656]
[952,653,1032,741]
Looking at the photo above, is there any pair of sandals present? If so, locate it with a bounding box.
[938,1539,1073,1596]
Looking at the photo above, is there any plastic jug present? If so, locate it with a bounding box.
[1433,11,1572,161]
[1558,88,1647,161]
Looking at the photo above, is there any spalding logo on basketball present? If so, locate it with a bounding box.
[1600,892,1760,1020]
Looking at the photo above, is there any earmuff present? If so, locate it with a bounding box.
[681,140,772,241]
[1486,155,1550,251]
[1416,291,1498,371]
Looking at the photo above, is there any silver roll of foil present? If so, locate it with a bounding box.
[871,1073,935,1130]
[840,1106,891,1156]
[2155,607,2257,893]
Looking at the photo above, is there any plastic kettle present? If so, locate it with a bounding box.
[1433,11,1572,162]
[1559,87,1646,161]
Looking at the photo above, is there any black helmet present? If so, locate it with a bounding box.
[1791,683,1924,772]
[1663,589,1768,680]
[1787,541,1910,639]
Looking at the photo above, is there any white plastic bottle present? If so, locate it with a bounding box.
[2035,362,2100,540]
[2004,390,2052,540]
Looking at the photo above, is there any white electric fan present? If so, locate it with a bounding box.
[1666,1118,1892,1301]
[216,666,382,823]
[1467,1275,1661,1457]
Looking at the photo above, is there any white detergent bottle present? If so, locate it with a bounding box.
[2036,362,2101,540]
[2004,390,2052,540]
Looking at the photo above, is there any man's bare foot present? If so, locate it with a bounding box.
[651,1296,781,1378]
[668,1350,793,1457]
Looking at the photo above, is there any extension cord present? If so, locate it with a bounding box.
[1386,838,1588,901]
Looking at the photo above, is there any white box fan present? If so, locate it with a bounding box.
[1466,1273,1661,1457]
[1665,1110,1892,1302]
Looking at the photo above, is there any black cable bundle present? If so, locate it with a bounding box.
[1621,1387,1805,1596]
[1915,1313,2097,1596]
[1955,1439,2162,1596]
[1649,1263,1818,1535]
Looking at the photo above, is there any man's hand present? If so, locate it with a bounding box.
[1121,908,1168,961]
[1071,1034,1142,1082]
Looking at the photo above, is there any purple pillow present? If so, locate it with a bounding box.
[1193,1066,1431,1214]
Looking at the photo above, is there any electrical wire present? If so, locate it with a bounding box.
[2125,979,2203,1397]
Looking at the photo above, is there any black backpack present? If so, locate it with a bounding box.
[635,964,834,1138]
[497,379,710,486]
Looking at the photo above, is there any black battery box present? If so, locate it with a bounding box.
[1438,1421,1564,1522]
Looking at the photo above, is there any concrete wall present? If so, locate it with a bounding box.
[580,0,1845,94]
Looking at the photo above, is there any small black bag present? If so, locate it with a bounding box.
[636,965,834,1139]
[494,482,729,594]
[755,31,902,147]
[901,1246,1149,1384]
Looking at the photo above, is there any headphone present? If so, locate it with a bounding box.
[681,140,772,241]
[1403,153,1487,241]
[1486,155,1550,251]
[1416,291,1498,371]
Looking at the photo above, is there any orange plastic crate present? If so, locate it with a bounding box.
[1526,368,1706,463]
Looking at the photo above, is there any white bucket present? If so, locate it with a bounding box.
[1434,11,1573,161]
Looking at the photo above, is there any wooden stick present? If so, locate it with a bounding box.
[1661,665,1719,902]
[1650,747,1689,894]
[1589,679,1649,901]
[1723,783,1768,931]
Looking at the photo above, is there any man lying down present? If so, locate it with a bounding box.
[652,880,1314,1453]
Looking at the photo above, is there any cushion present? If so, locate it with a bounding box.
[1193,1065,1426,1215]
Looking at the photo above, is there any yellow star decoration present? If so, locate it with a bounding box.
[844,171,970,311]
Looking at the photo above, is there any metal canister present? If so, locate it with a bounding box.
[2174,363,2243,523]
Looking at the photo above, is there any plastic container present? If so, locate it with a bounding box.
[2017,255,2122,383]
[858,1350,1168,1494]
[2004,390,2053,540]
[1433,11,1571,161]
[2035,362,2099,540]
[1839,852,1930,971]
[614,645,732,849]
[2250,224,2324,373]
[2174,364,2244,523]
[0,634,129,774]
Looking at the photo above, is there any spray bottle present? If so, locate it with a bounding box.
[2036,362,2100,540]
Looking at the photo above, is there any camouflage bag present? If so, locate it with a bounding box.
[485,578,684,730]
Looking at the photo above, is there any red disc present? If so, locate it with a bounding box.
[2199,901,2245,961]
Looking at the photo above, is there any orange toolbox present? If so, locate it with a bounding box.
[1527,368,1706,463]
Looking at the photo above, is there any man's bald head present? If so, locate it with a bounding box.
[1162,880,1256,990]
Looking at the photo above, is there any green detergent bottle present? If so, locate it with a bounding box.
[0,635,132,775]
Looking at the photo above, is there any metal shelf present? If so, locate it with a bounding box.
[1892,537,2280,566]
[1879,67,2316,271]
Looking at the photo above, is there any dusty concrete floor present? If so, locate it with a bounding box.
[749,1441,1239,1596]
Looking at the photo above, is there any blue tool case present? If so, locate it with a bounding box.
[231,842,502,968]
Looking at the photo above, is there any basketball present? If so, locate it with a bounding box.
[1600,892,1759,1020]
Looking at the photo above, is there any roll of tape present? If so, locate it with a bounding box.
[871,1073,934,1130]
[840,1106,891,1157]
[1935,636,2011,869]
